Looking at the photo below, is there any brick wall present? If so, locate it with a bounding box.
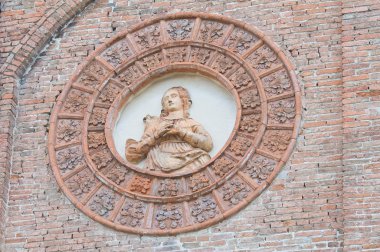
[0,0,92,248]
[0,0,378,251]
[342,1,380,250]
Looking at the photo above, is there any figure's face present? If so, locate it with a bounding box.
[162,89,183,112]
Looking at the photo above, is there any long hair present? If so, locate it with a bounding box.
[161,86,192,118]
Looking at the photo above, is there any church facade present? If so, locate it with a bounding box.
[0,0,379,251]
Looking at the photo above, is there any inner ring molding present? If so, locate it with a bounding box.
[78,62,267,203]
[103,64,242,178]
[80,64,266,203]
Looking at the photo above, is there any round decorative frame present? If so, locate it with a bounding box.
[48,12,301,235]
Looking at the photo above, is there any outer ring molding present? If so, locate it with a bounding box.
[48,12,301,235]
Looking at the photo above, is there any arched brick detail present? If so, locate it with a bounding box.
[0,0,94,245]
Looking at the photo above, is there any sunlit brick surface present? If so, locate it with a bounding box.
[0,0,379,251]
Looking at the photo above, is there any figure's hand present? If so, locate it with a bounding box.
[155,120,174,138]
[135,141,150,153]
[164,125,187,138]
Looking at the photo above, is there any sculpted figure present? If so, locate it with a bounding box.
[125,87,213,173]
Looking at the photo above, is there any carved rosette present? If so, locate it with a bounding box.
[198,21,226,44]
[133,24,161,51]
[211,156,235,177]
[56,120,81,144]
[166,19,194,41]
[66,168,96,200]
[117,200,146,227]
[128,175,151,194]
[189,172,210,192]
[115,64,141,87]
[224,28,258,55]
[157,179,180,197]
[91,149,113,171]
[106,164,128,185]
[48,13,301,235]
[242,155,277,183]
[140,52,164,71]
[89,108,108,128]
[88,188,119,218]
[166,47,188,63]
[88,132,106,151]
[56,146,84,174]
[62,89,90,114]
[190,47,212,64]
[101,39,132,67]
[155,204,183,230]
[191,197,219,223]
[247,44,281,72]
[220,177,251,206]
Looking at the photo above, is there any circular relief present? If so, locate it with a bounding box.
[48,12,301,235]
[111,72,238,175]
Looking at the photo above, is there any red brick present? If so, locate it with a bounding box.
[0,0,379,251]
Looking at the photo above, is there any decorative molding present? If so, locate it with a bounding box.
[48,12,301,235]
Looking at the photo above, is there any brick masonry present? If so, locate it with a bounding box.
[341,1,380,251]
[0,0,378,251]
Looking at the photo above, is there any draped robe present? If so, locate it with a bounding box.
[125,116,212,173]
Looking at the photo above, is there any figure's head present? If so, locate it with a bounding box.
[161,86,192,118]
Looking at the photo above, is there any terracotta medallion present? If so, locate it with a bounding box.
[48,12,301,235]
